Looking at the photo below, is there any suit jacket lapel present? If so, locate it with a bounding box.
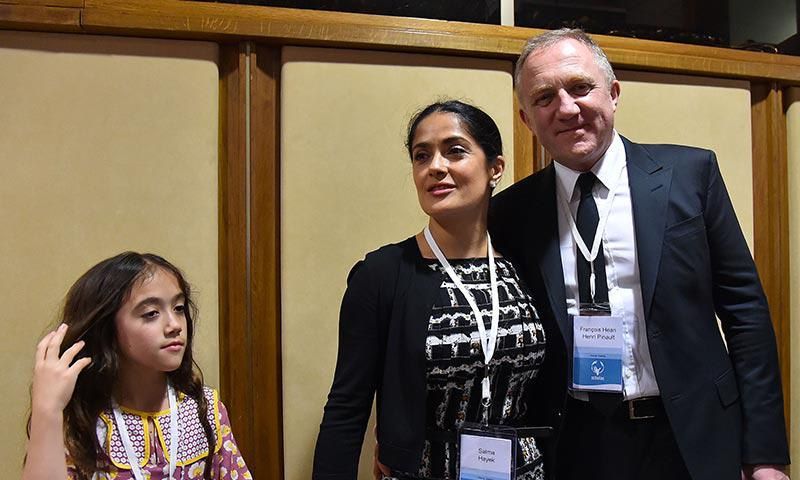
[623,137,672,320]
[534,165,570,340]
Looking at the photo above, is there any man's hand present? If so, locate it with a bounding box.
[373,439,391,479]
[742,465,790,480]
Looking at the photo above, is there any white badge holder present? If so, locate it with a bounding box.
[572,302,623,392]
[560,167,627,394]
[458,422,516,480]
[423,227,515,480]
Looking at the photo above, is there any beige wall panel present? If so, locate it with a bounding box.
[615,71,754,246]
[281,46,514,479]
[787,87,800,475]
[0,31,219,476]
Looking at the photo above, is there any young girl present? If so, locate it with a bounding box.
[22,252,252,480]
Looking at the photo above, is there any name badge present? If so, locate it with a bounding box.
[572,310,623,392]
[459,423,516,480]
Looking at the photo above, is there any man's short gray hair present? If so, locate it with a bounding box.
[514,28,616,94]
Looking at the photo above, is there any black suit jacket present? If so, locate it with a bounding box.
[313,237,554,478]
[489,137,789,480]
[313,237,454,479]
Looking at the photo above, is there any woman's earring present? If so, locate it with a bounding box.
[489,179,498,188]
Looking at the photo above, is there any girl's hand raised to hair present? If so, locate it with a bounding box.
[31,324,92,415]
[23,326,90,480]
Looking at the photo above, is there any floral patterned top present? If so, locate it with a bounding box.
[67,386,251,480]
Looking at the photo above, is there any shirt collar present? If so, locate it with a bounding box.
[553,131,625,202]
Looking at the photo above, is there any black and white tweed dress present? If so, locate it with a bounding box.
[390,257,546,480]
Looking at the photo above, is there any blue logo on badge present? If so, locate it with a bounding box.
[591,360,605,377]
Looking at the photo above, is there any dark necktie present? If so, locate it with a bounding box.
[575,172,620,413]
[576,172,609,305]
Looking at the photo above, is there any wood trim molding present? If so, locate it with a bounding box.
[512,88,550,177]
[512,94,533,182]
[248,43,284,480]
[83,0,524,52]
[3,0,800,84]
[531,135,552,173]
[77,1,800,84]
[751,82,791,431]
[218,42,284,479]
[0,0,82,7]
[0,2,79,31]
[218,41,252,465]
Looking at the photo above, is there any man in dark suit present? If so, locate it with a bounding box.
[489,28,790,480]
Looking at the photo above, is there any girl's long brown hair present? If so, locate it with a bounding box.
[26,252,216,480]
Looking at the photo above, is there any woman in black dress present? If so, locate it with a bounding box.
[314,100,546,480]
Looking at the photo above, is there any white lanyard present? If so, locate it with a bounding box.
[112,384,179,480]
[558,167,625,302]
[423,226,499,410]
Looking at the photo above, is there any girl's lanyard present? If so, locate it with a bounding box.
[423,226,499,423]
[557,166,625,303]
[112,384,179,480]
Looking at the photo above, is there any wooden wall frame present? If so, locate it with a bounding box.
[512,94,534,182]
[4,0,800,84]
[752,83,792,431]
[1,0,795,475]
[219,41,284,478]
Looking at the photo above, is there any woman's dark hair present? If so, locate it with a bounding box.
[26,252,216,480]
[405,100,503,163]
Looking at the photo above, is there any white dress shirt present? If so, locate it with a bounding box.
[553,132,659,400]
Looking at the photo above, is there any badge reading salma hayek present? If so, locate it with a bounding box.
[458,423,516,480]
